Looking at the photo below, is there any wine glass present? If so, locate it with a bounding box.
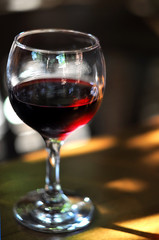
[6,29,106,233]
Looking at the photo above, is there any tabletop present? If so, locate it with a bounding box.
[2,124,159,240]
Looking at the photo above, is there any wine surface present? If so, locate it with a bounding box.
[9,78,101,139]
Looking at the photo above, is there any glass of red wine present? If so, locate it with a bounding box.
[7,29,106,233]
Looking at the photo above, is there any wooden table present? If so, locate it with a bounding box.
[2,125,159,239]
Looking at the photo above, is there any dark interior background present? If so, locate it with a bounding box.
[0,0,159,160]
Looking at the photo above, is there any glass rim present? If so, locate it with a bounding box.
[14,28,100,54]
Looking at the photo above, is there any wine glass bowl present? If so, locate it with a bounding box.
[7,29,106,233]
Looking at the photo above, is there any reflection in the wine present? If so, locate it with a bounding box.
[0,97,6,140]
[3,96,23,125]
[3,96,44,154]
[0,97,7,161]
[2,95,93,156]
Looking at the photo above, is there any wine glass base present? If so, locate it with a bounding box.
[13,189,94,233]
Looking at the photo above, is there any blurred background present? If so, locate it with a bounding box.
[0,0,159,161]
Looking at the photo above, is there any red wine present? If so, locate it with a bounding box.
[9,78,101,140]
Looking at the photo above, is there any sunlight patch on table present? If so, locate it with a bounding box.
[68,225,147,240]
[116,213,159,237]
[141,150,159,166]
[77,214,159,240]
[22,136,117,162]
[104,178,148,192]
[125,129,159,149]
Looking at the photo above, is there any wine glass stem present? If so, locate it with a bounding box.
[45,139,63,197]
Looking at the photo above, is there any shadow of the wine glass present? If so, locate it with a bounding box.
[106,223,159,240]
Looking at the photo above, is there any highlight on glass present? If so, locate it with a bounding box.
[6,29,106,233]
